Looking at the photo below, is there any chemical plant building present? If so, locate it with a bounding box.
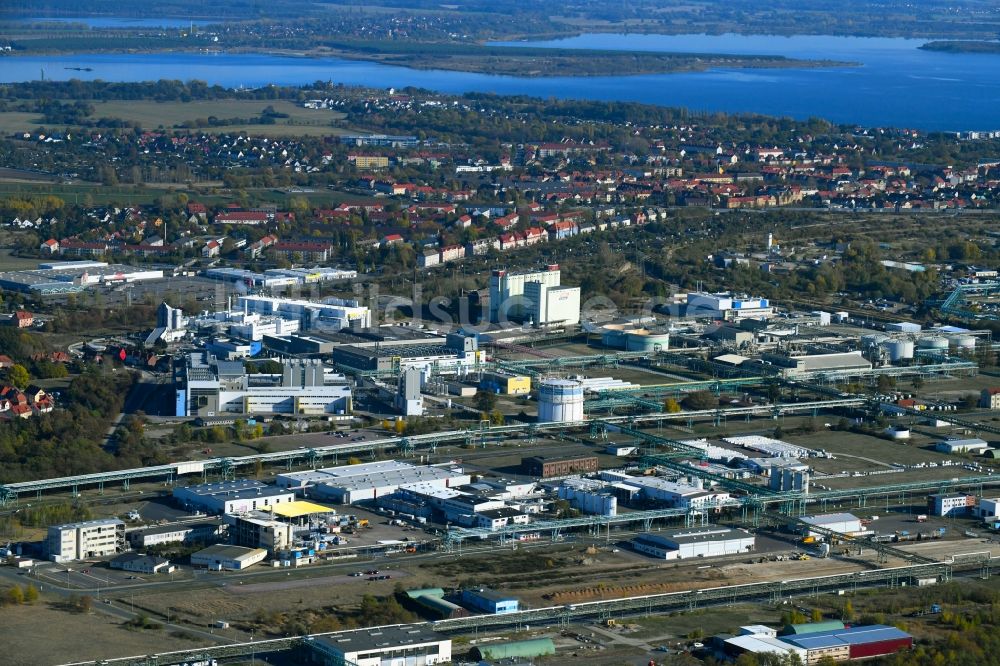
[631,526,755,560]
[275,460,471,504]
[307,626,451,666]
[235,295,370,331]
[174,353,352,417]
[127,519,226,548]
[523,455,598,478]
[173,480,296,515]
[329,331,484,376]
[489,265,580,326]
[935,437,990,454]
[683,292,774,321]
[928,492,975,517]
[47,518,126,563]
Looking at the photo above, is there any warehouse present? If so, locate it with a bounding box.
[632,526,755,560]
[799,513,862,538]
[470,638,555,661]
[173,479,296,515]
[460,588,520,614]
[308,626,451,666]
[190,544,267,571]
[275,460,470,504]
[723,634,807,662]
[935,437,989,454]
[403,589,470,620]
[778,625,912,663]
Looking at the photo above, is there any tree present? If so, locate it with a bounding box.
[8,364,29,390]
[474,390,497,413]
[5,585,24,605]
[664,397,682,413]
[811,607,823,623]
[682,390,718,410]
[23,584,38,604]
[842,599,855,622]
[488,408,505,425]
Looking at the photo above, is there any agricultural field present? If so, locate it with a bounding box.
[0,99,350,137]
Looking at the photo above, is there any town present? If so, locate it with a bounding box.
[0,81,999,666]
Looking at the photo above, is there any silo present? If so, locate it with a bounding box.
[881,339,914,362]
[600,324,629,349]
[537,378,585,423]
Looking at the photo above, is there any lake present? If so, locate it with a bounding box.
[1,33,998,131]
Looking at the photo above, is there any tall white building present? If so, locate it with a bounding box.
[48,518,126,562]
[489,265,562,322]
[524,282,581,326]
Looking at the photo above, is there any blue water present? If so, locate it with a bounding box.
[9,17,216,28]
[1,33,998,130]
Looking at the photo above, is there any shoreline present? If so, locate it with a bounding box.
[0,44,858,79]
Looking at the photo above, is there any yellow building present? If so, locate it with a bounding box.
[482,372,532,395]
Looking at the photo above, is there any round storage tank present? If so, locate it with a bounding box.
[600,324,629,350]
[624,329,671,352]
[950,335,977,352]
[861,333,889,348]
[537,378,585,423]
[881,339,914,362]
[917,336,949,350]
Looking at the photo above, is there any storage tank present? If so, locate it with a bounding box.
[860,333,889,348]
[881,339,914,362]
[917,336,949,351]
[537,378,585,423]
[624,329,671,352]
[950,335,977,353]
[600,324,629,350]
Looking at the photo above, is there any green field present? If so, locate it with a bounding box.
[0,100,350,137]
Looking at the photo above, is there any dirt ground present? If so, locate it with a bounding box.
[0,599,211,666]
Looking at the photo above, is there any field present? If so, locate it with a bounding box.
[0,249,46,271]
[0,598,212,666]
[0,99,350,137]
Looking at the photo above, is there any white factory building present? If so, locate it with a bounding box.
[237,295,370,331]
[489,265,564,323]
[684,292,774,321]
[174,354,352,417]
[524,281,581,327]
[275,460,471,504]
[173,479,296,515]
[632,526,755,560]
[47,518,127,562]
[935,437,989,454]
[619,476,732,509]
[800,513,863,538]
[309,626,451,666]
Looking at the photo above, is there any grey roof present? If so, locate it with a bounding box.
[130,520,224,537]
[311,626,447,654]
[193,544,264,559]
[637,526,750,547]
[464,588,518,603]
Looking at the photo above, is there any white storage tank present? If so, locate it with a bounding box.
[881,339,914,362]
[917,336,949,351]
[624,329,671,352]
[950,335,977,353]
[861,333,889,348]
[537,378,585,423]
